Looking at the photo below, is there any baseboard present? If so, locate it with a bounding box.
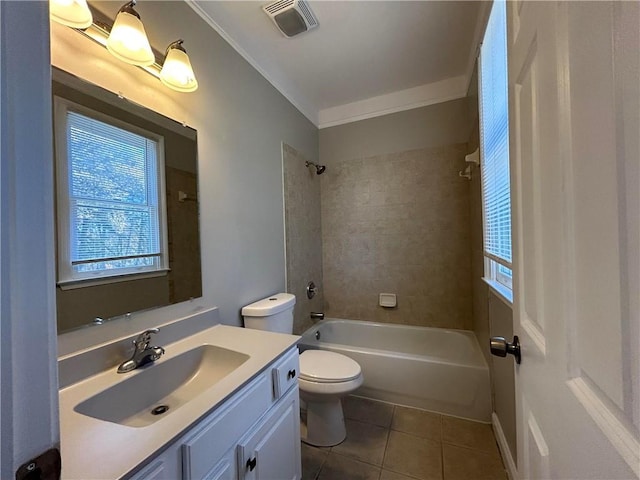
[492,412,518,480]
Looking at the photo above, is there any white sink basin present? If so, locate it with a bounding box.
[74,345,249,427]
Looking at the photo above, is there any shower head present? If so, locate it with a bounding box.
[305,161,326,175]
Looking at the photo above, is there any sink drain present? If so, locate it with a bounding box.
[151,405,170,416]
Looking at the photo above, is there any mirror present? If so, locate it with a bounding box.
[53,67,202,333]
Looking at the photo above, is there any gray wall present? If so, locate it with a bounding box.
[468,100,517,464]
[51,1,318,329]
[320,97,475,164]
[489,294,517,463]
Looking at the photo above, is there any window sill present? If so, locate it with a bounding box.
[482,277,513,307]
[58,269,169,291]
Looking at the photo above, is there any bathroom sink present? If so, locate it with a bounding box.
[74,345,249,427]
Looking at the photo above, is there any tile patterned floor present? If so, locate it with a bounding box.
[302,396,508,480]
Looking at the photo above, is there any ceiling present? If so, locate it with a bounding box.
[188,1,488,128]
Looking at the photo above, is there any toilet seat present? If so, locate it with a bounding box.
[299,350,361,383]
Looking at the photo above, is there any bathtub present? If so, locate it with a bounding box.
[298,319,491,423]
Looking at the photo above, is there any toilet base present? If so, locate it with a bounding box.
[301,398,346,447]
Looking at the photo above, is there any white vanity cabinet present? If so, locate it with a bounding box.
[126,347,301,480]
[237,387,300,480]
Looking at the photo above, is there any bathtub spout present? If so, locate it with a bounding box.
[310,312,324,320]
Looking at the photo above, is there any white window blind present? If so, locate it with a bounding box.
[480,0,512,271]
[55,100,167,286]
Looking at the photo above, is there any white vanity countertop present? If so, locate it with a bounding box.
[59,324,299,479]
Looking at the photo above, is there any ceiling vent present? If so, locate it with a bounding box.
[262,0,319,38]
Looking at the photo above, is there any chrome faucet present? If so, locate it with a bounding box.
[310,312,324,320]
[117,328,165,374]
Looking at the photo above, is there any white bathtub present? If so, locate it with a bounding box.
[298,319,491,423]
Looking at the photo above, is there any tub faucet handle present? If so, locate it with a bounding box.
[306,281,318,299]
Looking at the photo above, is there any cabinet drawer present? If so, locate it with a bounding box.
[271,347,299,400]
[182,373,271,480]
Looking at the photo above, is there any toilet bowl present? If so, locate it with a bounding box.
[241,293,364,447]
[298,349,363,446]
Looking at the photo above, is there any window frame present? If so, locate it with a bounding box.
[478,0,513,303]
[54,96,169,289]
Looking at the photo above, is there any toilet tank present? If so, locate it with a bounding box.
[241,293,296,334]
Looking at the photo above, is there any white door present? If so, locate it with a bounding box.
[0,2,60,478]
[508,1,639,478]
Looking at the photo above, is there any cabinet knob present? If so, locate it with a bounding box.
[246,457,257,471]
[287,369,296,380]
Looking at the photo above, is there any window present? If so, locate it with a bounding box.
[54,98,168,287]
[479,1,513,298]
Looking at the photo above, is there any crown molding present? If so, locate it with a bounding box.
[317,75,468,129]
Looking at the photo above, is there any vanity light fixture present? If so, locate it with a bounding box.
[51,0,198,93]
[106,0,155,67]
[160,40,199,93]
[50,0,93,29]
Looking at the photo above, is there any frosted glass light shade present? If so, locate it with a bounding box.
[160,46,198,93]
[107,11,154,66]
[50,0,93,29]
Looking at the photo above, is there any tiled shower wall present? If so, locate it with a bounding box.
[321,145,473,329]
[282,143,324,334]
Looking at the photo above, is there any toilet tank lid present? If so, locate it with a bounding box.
[241,293,296,317]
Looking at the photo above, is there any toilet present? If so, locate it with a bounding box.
[242,293,363,447]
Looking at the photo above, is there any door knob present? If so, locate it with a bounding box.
[490,335,521,364]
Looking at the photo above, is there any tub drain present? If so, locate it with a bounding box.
[151,405,170,415]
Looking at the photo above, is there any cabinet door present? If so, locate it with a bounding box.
[203,447,236,480]
[126,444,181,480]
[238,387,301,480]
[182,373,272,480]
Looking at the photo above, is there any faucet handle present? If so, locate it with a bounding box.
[149,346,165,361]
[133,328,159,350]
